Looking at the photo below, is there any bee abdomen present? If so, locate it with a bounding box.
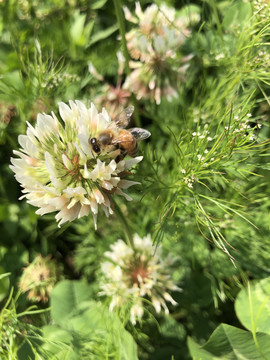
[128,143,138,157]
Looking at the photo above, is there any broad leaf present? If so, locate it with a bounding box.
[48,285,138,360]
[88,24,118,47]
[90,0,108,10]
[42,325,74,359]
[235,278,270,335]
[50,280,92,326]
[188,324,270,359]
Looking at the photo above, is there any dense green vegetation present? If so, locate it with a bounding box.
[1,0,270,359]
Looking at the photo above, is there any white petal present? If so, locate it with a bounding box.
[77,134,93,157]
[59,102,73,123]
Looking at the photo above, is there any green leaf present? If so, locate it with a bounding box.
[90,0,108,10]
[223,1,252,29]
[70,11,94,47]
[188,324,270,359]
[50,280,92,326]
[0,268,9,302]
[187,337,213,360]
[70,11,86,44]
[49,285,138,360]
[41,325,74,359]
[69,302,138,360]
[17,341,35,360]
[88,24,118,47]
[256,164,270,171]
[235,278,270,335]
[160,315,186,341]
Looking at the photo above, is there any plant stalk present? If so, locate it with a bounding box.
[113,0,141,127]
[112,198,134,249]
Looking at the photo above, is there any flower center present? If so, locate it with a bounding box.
[62,153,83,182]
[129,263,149,285]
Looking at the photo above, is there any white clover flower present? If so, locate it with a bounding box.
[10,101,143,229]
[99,234,180,324]
[123,3,194,104]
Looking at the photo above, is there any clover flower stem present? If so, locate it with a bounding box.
[41,235,48,257]
[112,198,134,249]
[113,0,141,128]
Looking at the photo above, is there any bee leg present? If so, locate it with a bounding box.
[115,150,127,163]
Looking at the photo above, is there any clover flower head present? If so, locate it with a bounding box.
[19,255,60,302]
[10,101,143,229]
[123,3,194,104]
[99,234,181,324]
[0,103,16,125]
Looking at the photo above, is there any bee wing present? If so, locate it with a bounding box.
[129,127,151,141]
[114,106,134,128]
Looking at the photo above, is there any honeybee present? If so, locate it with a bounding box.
[89,106,151,162]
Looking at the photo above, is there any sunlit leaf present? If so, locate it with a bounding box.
[188,324,270,359]
[235,278,270,335]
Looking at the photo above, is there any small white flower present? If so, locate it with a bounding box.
[99,235,180,324]
[10,101,143,229]
[197,154,205,161]
[215,53,225,60]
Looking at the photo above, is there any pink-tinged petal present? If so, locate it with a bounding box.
[115,188,133,201]
[35,205,56,215]
[78,204,90,219]
[92,213,98,230]
[118,156,143,171]
[118,180,140,189]
[101,181,114,191]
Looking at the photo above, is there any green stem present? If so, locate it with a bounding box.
[112,198,134,249]
[113,0,141,127]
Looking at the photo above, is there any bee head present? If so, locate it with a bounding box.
[89,137,100,153]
